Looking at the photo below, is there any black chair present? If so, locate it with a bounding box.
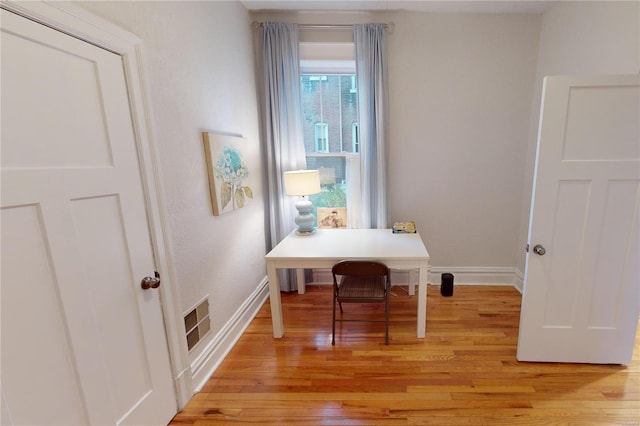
[331,260,391,345]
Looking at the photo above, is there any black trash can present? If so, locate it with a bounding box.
[441,273,454,297]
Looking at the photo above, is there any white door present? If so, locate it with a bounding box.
[1,9,176,425]
[517,74,640,364]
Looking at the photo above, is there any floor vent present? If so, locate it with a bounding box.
[184,298,211,351]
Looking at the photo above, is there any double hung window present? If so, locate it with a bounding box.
[300,42,359,227]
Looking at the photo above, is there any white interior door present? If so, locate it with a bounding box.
[517,74,640,364]
[1,9,176,425]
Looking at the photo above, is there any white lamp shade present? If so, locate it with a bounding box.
[283,170,321,196]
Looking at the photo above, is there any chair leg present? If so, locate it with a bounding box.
[332,290,337,345]
[385,292,389,345]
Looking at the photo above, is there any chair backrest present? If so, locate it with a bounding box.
[332,260,389,278]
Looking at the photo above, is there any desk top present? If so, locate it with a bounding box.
[265,228,430,261]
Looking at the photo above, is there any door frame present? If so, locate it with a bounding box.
[1,0,192,408]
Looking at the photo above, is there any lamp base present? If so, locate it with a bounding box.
[294,197,316,236]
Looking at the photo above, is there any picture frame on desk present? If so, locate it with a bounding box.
[317,207,347,229]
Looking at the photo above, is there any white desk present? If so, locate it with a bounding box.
[265,228,430,338]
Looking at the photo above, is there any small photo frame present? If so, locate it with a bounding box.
[202,132,255,216]
[317,207,347,228]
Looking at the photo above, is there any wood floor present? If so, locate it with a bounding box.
[170,285,640,425]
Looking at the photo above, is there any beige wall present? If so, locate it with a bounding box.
[387,12,540,270]
[516,1,640,275]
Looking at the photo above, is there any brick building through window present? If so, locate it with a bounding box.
[299,41,360,227]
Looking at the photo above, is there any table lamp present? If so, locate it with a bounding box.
[283,170,321,235]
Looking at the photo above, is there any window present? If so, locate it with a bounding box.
[299,40,360,227]
[300,73,359,227]
[314,122,329,153]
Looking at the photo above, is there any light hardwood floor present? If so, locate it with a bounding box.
[170,285,640,425]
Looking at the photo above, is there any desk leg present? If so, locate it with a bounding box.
[296,269,306,294]
[417,264,428,338]
[267,263,284,338]
[408,269,417,296]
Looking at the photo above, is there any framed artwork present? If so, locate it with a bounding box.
[317,207,347,228]
[202,132,255,216]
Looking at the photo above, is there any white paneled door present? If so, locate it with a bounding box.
[1,9,176,425]
[518,75,640,364]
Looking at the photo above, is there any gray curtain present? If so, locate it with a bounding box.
[262,22,307,291]
[354,23,389,229]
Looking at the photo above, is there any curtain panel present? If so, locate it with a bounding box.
[354,23,390,229]
[262,22,307,291]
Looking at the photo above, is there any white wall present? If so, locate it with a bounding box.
[77,0,266,380]
[388,12,541,276]
[516,1,640,275]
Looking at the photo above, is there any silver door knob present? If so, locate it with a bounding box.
[533,244,546,256]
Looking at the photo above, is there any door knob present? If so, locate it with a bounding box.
[141,271,161,290]
[533,244,546,256]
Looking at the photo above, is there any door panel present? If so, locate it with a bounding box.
[1,12,113,168]
[587,180,639,329]
[517,74,640,364]
[70,195,153,415]
[543,180,590,327]
[1,9,176,425]
[562,86,640,161]
[1,205,89,426]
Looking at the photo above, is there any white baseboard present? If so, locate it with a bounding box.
[190,278,269,392]
[428,267,519,286]
[312,267,523,288]
[311,269,421,286]
[173,366,194,409]
[513,269,524,294]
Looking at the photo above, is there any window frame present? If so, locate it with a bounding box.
[351,122,359,153]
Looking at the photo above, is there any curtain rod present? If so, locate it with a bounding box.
[253,22,394,33]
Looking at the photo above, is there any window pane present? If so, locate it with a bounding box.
[307,156,347,226]
[301,74,359,227]
[301,75,358,154]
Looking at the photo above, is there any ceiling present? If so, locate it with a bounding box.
[241,0,557,14]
